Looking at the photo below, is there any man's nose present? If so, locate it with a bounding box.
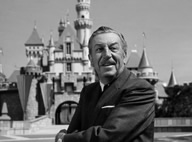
[103,46,112,58]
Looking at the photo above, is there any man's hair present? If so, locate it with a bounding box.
[88,26,128,54]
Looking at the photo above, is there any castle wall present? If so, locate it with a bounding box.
[0,89,23,120]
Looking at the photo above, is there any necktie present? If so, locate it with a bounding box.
[98,84,109,101]
[103,84,109,93]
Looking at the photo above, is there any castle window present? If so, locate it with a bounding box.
[66,42,71,54]
[60,45,63,49]
[67,63,72,71]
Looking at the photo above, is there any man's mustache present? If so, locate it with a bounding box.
[100,59,116,66]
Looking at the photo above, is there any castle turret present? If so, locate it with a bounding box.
[25,57,41,77]
[167,68,177,87]
[74,0,92,47]
[81,30,90,71]
[137,47,158,85]
[47,33,55,72]
[25,24,44,66]
[137,33,158,85]
[58,18,67,37]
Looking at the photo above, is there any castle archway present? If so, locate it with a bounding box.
[55,101,78,124]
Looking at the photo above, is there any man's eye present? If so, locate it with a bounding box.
[110,46,118,51]
[95,47,103,52]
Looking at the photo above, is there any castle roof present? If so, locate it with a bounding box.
[138,48,152,69]
[8,70,20,83]
[25,27,44,46]
[126,50,140,69]
[156,82,168,98]
[0,72,6,81]
[167,69,177,87]
[56,23,80,51]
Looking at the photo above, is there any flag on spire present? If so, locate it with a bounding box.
[66,9,70,24]
[142,32,146,39]
[0,47,3,55]
[142,32,147,48]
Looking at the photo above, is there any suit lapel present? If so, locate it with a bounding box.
[87,82,102,125]
[91,68,131,124]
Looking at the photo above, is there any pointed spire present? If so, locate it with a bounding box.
[138,47,152,69]
[59,18,64,25]
[0,47,3,55]
[34,20,37,30]
[48,31,54,47]
[138,32,151,69]
[142,32,147,48]
[167,67,177,87]
[59,18,67,27]
[0,102,11,120]
[25,23,44,45]
[1,102,8,114]
[137,34,158,85]
[66,9,70,25]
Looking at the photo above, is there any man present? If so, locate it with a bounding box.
[55,26,155,142]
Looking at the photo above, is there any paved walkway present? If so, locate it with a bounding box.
[0,125,68,142]
[1,125,192,142]
[30,125,69,135]
[33,125,192,138]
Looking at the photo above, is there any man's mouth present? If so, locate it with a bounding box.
[101,62,115,66]
[103,63,111,66]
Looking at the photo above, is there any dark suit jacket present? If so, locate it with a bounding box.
[63,68,155,142]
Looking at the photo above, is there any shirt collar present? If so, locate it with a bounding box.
[99,82,105,92]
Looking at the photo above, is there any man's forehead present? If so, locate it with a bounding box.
[92,32,121,42]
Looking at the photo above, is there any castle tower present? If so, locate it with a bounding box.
[81,30,90,71]
[74,0,92,45]
[58,18,67,37]
[47,33,55,72]
[25,24,44,66]
[74,0,92,72]
[137,47,158,85]
[137,33,158,85]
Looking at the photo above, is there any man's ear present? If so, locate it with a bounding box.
[123,51,128,64]
[88,54,93,67]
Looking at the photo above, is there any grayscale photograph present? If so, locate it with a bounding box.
[0,0,192,142]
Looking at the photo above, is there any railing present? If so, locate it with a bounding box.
[155,118,192,132]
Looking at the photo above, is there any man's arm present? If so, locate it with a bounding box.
[63,80,155,142]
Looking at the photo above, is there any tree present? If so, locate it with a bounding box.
[155,83,192,117]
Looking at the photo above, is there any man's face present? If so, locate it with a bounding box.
[89,33,127,83]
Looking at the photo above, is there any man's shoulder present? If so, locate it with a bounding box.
[84,81,100,91]
[125,73,154,90]
[86,81,99,87]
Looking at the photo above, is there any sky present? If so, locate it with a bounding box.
[0,0,192,84]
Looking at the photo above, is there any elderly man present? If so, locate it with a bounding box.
[55,26,155,142]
